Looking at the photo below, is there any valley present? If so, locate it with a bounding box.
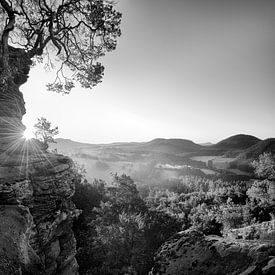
[50,134,275,184]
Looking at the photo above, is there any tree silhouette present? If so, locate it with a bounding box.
[0,0,121,92]
[34,117,59,149]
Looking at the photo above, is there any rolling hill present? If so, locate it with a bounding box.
[132,138,202,154]
[51,135,275,164]
[52,135,274,160]
[50,138,97,154]
[237,138,275,160]
[51,138,202,155]
[213,134,261,150]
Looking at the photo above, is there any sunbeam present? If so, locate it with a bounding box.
[23,126,35,140]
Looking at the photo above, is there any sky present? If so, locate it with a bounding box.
[22,0,275,144]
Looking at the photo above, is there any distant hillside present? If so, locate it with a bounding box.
[51,136,274,160]
[50,138,98,154]
[228,138,275,173]
[135,138,202,154]
[49,136,274,179]
[237,138,275,160]
[213,134,261,150]
[51,138,202,155]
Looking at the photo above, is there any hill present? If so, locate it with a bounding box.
[52,136,274,160]
[213,134,261,150]
[237,138,275,160]
[133,138,202,154]
[51,138,202,155]
[228,138,275,173]
[50,138,98,154]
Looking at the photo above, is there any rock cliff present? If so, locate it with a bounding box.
[0,47,79,274]
[0,151,80,274]
[150,229,275,275]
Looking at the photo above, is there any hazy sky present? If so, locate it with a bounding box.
[22,0,275,144]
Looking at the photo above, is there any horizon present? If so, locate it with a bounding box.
[54,133,273,146]
[22,0,275,144]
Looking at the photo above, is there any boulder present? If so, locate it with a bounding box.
[150,229,275,275]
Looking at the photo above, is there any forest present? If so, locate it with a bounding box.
[72,152,275,274]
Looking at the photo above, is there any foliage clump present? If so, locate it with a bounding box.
[72,171,181,274]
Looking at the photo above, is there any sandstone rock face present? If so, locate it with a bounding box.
[150,230,275,275]
[0,151,80,274]
[0,47,31,154]
[0,47,79,274]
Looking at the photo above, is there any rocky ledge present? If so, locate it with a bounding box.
[0,148,80,274]
[150,229,275,275]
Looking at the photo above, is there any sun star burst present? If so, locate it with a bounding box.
[23,127,35,140]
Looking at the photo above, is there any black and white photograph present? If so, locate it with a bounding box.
[0,0,274,274]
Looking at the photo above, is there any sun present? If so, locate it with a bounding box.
[22,116,36,140]
[23,126,35,140]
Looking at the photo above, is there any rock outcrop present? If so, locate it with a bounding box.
[0,47,30,154]
[0,47,79,274]
[150,229,275,275]
[0,151,80,274]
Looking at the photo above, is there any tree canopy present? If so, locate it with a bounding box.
[0,0,121,93]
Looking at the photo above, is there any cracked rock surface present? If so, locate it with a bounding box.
[150,229,275,275]
[0,152,80,274]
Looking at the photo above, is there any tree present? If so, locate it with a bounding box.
[247,180,274,204]
[250,153,275,203]
[0,0,122,92]
[71,163,106,274]
[189,203,222,235]
[90,174,147,274]
[247,153,275,220]
[92,211,146,275]
[0,0,121,150]
[34,117,59,149]
[72,173,182,274]
[252,153,275,180]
